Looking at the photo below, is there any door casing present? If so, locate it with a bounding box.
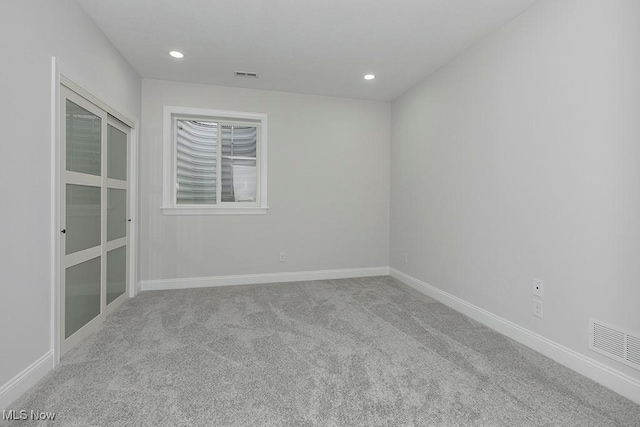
[53,59,138,364]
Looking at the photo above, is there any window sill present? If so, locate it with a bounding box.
[161,206,268,216]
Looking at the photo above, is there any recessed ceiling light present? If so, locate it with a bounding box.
[364,74,375,80]
[169,51,184,59]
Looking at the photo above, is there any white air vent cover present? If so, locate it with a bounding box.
[234,71,259,78]
[590,318,640,371]
[628,335,640,366]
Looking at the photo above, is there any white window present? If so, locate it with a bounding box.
[162,106,268,215]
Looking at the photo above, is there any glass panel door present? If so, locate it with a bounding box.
[60,86,131,355]
[60,86,107,354]
[105,118,129,308]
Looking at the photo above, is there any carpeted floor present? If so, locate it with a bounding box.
[5,276,640,426]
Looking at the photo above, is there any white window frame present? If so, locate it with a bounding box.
[162,106,268,215]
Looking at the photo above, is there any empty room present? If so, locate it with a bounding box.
[1,0,640,425]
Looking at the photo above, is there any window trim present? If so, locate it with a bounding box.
[162,106,268,215]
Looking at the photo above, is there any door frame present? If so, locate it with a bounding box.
[51,57,139,365]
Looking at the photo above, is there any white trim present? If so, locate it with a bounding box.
[0,351,54,411]
[64,246,101,269]
[389,268,640,405]
[140,267,390,292]
[60,75,135,128]
[128,119,139,299]
[160,206,268,216]
[50,57,61,367]
[105,237,127,252]
[164,106,267,123]
[106,179,127,190]
[65,171,101,187]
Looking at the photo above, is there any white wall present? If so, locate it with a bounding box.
[4,0,636,408]
[140,79,390,282]
[391,0,640,382]
[0,0,141,391]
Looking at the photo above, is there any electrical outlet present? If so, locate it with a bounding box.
[533,299,543,318]
[532,278,543,297]
[404,253,408,264]
[279,252,286,262]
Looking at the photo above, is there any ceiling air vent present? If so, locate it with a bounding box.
[590,318,640,371]
[234,71,259,78]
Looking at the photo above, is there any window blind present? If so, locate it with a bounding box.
[176,120,217,204]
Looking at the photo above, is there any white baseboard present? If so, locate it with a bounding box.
[389,268,640,405]
[140,266,390,292]
[0,351,54,411]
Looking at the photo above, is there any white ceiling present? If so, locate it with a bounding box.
[77,0,538,101]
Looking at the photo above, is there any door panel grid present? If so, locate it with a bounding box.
[60,85,130,356]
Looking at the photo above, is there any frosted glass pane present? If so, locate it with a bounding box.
[66,184,101,255]
[107,247,126,304]
[176,120,217,204]
[222,160,257,202]
[221,125,257,202]
[66,100,101,176]
[65,256,101,338]
[107,189,126,241]
[108,124,127,180]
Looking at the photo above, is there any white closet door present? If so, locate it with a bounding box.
[105,118,129,312]
[59,85,131,355]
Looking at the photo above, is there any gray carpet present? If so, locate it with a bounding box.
[5,276,640,426]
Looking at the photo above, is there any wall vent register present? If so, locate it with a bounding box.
[234,71,259,78]
[590,318,640,371]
